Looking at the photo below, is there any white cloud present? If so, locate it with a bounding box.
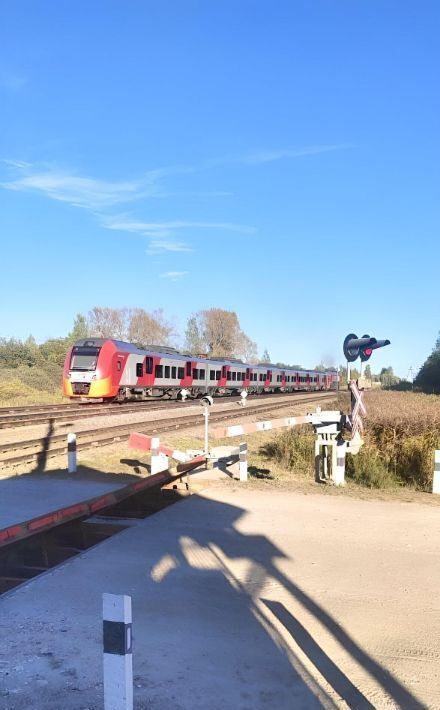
[160,271,188,280]
[104,216,256,238]
[0,162,160,210]
[146,240,193,254]
[104,215,256,255]
[0,160,199,212]
[209,143,352,167]
[241,144,352,164]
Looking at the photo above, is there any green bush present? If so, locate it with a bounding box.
[261,427,315,477]
[344,444,397,488]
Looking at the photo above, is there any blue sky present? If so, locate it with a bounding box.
[0,1,438,377]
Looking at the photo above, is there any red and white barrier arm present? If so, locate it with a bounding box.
[212,415,310,439]
[129,432,190,462]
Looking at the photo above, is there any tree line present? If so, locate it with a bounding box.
[414,332,440,394]
[0,306,291,371]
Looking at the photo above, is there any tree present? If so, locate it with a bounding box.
[68,313,89,343]
[184,308,253,359]
[87,307,128,340]
[87,306,174,345]
[39,338,70,368]
[261,349,271,363]
[364,364,372,381]
[379,366,398,388]
[0,337,44,368]
[184,314,205,354]
[414,351,440,393]
[236,332,258,363]
[127,308,174,346]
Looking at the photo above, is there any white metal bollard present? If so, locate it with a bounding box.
[150,437,168,475]
[433,450,440,494]
[332,441,346,486]
[103,593,133,710]
[239,442,248,481]
[67,433,77,473]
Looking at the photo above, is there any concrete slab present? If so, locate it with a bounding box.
[0,472,130,530]
[1,487,439,709]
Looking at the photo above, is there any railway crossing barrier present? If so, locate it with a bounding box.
[129,385,367,487]
[211,384,366,486]
[128,432,247,481]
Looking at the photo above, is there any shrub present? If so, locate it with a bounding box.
[261,426,315,477]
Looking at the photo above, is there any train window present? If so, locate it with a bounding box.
[193,369,198,380]
[216,370,221,379]
[186,361,192,376]
[232,371,237,381]
[259,373,263,381]
[222,366,227,378]
[227,371,231,381]
[246,368,250,379]
[155,365,163,378]
[165,366,170,378]
[136,363,143,377]
[145,357,153,374]
[210,371,215,380]
[117,361,121,372]
[178,367,184,379]
[199,369,205,379]
[172,366,176,379]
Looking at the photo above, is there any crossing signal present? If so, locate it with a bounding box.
[359,334,374,362]
[343,333,390,363]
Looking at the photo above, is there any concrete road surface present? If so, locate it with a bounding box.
[1,486,439,709]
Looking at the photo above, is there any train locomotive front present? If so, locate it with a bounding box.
[63,338,124,401]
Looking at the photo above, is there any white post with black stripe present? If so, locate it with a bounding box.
[103,593,133,710]
[433,450,440,494]
[150,437,168,475]
[67,432,77,473]
[333,440,346,486]
[239,442,248,481]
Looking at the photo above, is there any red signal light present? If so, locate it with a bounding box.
[364,348,372,356]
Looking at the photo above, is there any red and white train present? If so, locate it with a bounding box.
[63,338,338,402]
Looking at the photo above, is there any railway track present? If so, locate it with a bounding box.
[0,392,336,471]
[0,391,338,429]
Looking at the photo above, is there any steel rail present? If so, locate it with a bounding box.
[0,393,336,471]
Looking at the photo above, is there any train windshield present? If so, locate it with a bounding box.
[70,346,100,371]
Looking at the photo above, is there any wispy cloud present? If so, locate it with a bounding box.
[160,271,188,281]
[104,215,256,254]
[211,143,352,166]
[147,240,193,255]
[242,144,352,164]
[103,215,256,238]
[0,161,164,210]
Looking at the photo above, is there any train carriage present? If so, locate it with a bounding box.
[63,338,338,402]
